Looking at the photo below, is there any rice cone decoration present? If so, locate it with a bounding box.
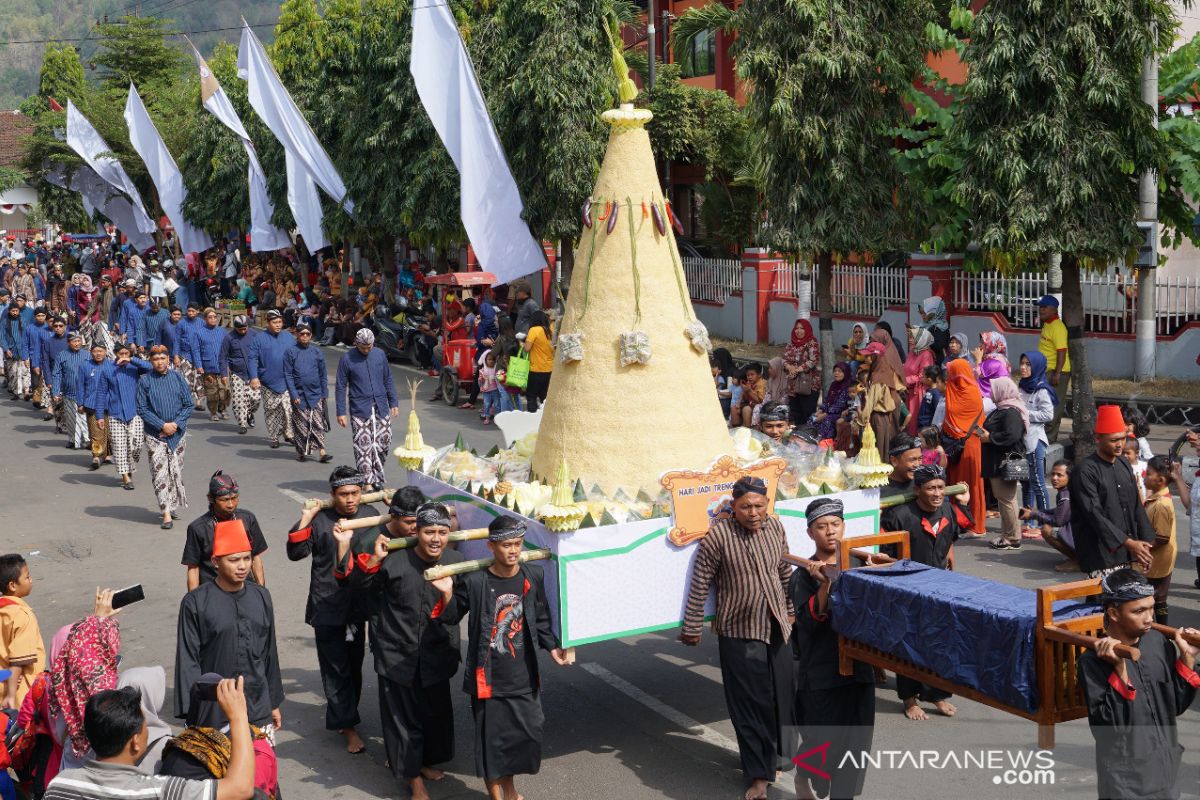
[394,379,435,470]
[843,426,894,489]
[537,458,588,532]
[530,37,730,495]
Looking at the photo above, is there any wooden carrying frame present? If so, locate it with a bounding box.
[831,530,1116,748]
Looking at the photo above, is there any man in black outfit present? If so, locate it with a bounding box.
[337,502,462,800]
[1071,405,1156,578]
[878,464,973,721]
[287,465,379,755]
[881,433,922,500]
[1078,568,1199,800]
[181,470,268,590]
[433,515,571,800]
[791,498,884,800]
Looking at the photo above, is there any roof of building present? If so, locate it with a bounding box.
[0,111,33,169]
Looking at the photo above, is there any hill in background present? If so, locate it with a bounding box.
[0,0,281,109]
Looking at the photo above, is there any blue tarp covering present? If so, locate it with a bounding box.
[830,560,1097,712]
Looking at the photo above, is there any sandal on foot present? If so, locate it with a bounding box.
[160,520,173,530]
[123,482,135,491]
[989,537,1021,550]
[319,453,333,463]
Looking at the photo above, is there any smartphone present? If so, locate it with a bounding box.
[193,681,219,702]
[111,584,145,610]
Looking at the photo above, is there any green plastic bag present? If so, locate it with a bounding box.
[505,350,530,390]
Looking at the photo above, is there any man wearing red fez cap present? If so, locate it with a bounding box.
[1070,405,1156,577]
[175,515,284,731]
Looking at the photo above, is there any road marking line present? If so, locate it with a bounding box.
[278,488,311,505]
[579,662,739,754]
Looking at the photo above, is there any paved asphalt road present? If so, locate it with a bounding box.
[3,347,1198,800]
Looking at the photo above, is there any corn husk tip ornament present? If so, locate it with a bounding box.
[537,458,588,532]
[393,379,436,470]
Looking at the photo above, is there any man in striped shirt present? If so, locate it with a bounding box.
[44,678,255,800]
[681,476,795,800]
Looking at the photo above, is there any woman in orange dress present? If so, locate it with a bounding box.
[943,358,986,535]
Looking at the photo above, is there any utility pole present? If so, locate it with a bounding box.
[646,0,656,90]
[1134,49,1157,381]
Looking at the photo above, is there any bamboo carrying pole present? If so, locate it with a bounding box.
[877,482,967,509]
[386,528,490,551]
[303,488,395,510]
[423,549,552,581]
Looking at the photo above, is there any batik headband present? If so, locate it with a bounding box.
[913,464,946,486]
[488,516,528,542]
[329,469,366,489]
[805,498,844,525]
[731,476,768,499]
[758,404,789,423]
[209,470,238,498]
[1099,572,1155,605]
[888,434,920,456]
[354,328,375,346]
[415,504,452,529]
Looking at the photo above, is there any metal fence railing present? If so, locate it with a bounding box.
[682,257,742,303]
[953,270,1200,335]
[811,263,910,317]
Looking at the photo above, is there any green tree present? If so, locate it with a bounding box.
[675,0,934,384]
[91,16,187,94]
[38,43,86,107]
[472,0,629,288]
[951,0,1178,457]
[1157,33,1200,250]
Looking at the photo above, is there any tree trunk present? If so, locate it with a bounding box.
[816,251,835,392]
[1061,253,1093,461]
[379,234,397,304]
[558,236,574,305]
[339,240,351,299]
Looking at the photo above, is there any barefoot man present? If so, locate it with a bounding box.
[336,502,463,800]
[681,476,795,800]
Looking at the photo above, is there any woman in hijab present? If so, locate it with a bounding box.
[858,331,906,459]
[117,666,172,774]
[757,356,791,425]
[16,626,72,797]
[813,361,853,441]
[903,327,936,435]
[942,359,986,534]
[944,332,971,369]
[1017,351,1057,525]
[875,320,906,362]
[159,673,279,800]
[49,604,121,770]
[782,319,821,425]
[919,296,951,362]
[842,322,870,366]
[976,358,1009,409]
[982,377,1029,550]
[974,331,1009,369]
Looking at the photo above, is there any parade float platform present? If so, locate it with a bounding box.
[403,467,880,647]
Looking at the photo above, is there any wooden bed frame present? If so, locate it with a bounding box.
[830,530,1112,748]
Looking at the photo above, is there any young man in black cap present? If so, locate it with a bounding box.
[879,464,973,721]
[681,476,795,800]
[880,433,922,500]
[337,501,463,800]
[433,515,570,800]
[792,497,885,800]
[756,403,791,445]
[182,470,268,590]
[226,315,260,434]
[287,465,378,755]
[1078,568,1199,800]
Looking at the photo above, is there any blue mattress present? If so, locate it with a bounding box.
[830,560,1097,712]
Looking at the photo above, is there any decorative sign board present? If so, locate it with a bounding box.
[660,455,787,546]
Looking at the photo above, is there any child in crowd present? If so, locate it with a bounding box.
[0,553,44,709]
[1125,406,1154,461]
[711,357,732,418]
[479,351,501,424]
[916,365,944,429]
[1142,456,1176,624]
[732,363,764,428]
[1122,436,1146,500]
[1020,459,1076,572]
[918,426,947,468]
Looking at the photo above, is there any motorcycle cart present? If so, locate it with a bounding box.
[423,271,497,406]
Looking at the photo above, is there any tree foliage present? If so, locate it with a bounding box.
[1157,33,1200,250]
[92,16,188,95]
[38,43,87,108]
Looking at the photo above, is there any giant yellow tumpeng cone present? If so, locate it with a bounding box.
[530,103,732,494]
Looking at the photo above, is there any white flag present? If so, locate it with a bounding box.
[124,84,215,255]
[65,100,157,236]
[410,0,544,283]
[191,44,292,253]
[46,165,156,252]
[238,21,351,252]
[285,150,329,252]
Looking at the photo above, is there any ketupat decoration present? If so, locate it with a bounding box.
[531,32,731,494]
[394,379,436,470]
[557,331,585,363]
[537,457,588,532]
[843,425,894,488]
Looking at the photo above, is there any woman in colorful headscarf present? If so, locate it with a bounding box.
[919,296,951,361]
[782,319,821,425]
[903,327,936,435]
[857,330,906,459]
[842,322,870,365]
[974,331,1009,370]
[976,357,1009,409]
[16,625,72,796]
[942,359,986,534]
[49,593,122,770]
[982,377,1028,550]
